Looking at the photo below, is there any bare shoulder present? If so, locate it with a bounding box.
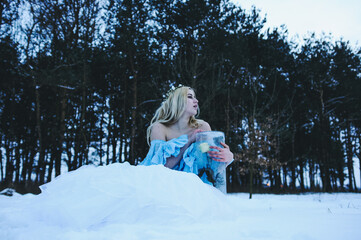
[150,122,167,141]
[197,119,212,131]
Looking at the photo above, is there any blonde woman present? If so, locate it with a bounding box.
[140,85,233,191]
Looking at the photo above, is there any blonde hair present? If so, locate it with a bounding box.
[146,86,200,145]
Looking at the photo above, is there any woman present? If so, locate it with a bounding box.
[140,85,233,192]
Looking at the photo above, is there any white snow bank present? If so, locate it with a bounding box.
[1,163,361,240]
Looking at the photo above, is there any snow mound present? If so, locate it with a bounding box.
[0,188,17,197]
[34,163,234,228]
[0,163,241,239]
[1,163,361,240]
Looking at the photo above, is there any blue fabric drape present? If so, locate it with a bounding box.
[140,134,228,193]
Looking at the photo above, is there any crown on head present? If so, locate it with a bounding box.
[164,84,184,101]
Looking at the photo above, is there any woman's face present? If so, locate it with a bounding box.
[185,88,198,116]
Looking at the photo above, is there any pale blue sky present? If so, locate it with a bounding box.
[231,0,361,47]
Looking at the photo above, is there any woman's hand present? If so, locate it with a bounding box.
[208,142,234,163]
[188,129,203,144]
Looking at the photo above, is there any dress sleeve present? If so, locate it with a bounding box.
[139,135,188,166]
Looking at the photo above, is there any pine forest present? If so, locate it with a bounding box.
[1,0,360,195]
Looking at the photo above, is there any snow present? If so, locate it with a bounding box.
[1,163,361,240]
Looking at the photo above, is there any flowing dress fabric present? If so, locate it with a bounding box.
[140,135,198,174]
[140,135,228,193]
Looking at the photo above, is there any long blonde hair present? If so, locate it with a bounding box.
[146,86,200,144]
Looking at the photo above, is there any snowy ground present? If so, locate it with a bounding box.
[0,163,360,240]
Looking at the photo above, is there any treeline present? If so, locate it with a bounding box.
[0,0,360,194]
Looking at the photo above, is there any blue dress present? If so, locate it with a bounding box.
[139,134,228,193]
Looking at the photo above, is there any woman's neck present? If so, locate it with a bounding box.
[172,115,190,132]
[165,114,197,141]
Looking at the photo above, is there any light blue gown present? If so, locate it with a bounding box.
[140,134,228,193]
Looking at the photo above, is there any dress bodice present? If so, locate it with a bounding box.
[140,134,228,193]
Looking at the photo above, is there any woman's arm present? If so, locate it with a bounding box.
[164,141,191,169]
[150,122,181,168]
[150,123,201,169]
[198,120,211,131]
[150,122,167,141]
[164,129,203,169]
[165,121,211,168]
[199,121,233,164]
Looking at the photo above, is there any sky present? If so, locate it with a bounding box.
[231,0,361,47]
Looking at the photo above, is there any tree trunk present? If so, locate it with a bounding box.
[249,163,253,199]
[27,149,36,183]
[4,140,14,187]
[352,163,357,191]
[309,159,315,190]
[20,146,29,184]
[47,151,54,183]
[118,134,124,163]
[225,88,230,139]
[299,158,305,192]
[355,131,361,189]
[125,140,130,164]
[78,151,83,168]
[73,136,79,170]
[111,107,117,163]
[15,138,21,184]
[248,116,256,199]
[34,81,45,184]
[130,73,137,165]
[106,110,111,165]
[40,152,48,184]
[346,119,354,191]
[79,62,88,167]
[319,89,331,192]
[99,109,104,166]
[66,137,74,171]
[0,141,4,182]
[122,76,128,163]
[291,123,296,190]
[55,88,67,176]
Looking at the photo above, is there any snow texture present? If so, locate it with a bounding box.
[0,163,361,240]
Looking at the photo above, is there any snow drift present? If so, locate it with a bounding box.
[1,163,361,240]
[37,163,234,227]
